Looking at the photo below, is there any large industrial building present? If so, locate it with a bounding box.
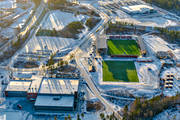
[34,78,79,111]
[34,95,75,111]
[5,76,79,111]
[121,5,156,15]
[142,35,171,57]
[5,81,32,97]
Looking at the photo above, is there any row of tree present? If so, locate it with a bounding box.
[55,113,84,120]
[156,27,180,42]
[143,0,180,11]
[100,112,118,120]
[106,21,136,34]
[85,18,101,30]
[32,0,41,7]
[36,21,84,39]
[122,94,180,120]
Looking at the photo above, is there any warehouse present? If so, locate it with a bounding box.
[27,76,43,101]
[34,95,75,111]
[142,35,171,56]
[121,5,156,15]
[38,78,79,95]
[5,81,31,97]
[34,78,79,111]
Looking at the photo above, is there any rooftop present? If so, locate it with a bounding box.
[97,35,107,49]
[34,95,74,107]
[142,35,171,53]
[122,5,154,13]
[39,78,79,95]
[28,76,43,93]
[6,81,31,92]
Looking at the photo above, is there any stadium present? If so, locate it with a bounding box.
[102,60,139,82]
[107,35,141,58]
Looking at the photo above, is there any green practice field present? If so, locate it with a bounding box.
[103,61,139,82]
[107,40,140,56]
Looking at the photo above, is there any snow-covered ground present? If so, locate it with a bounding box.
[98,0,179,28]
[115,11,178,28]
[153,107,180,120]
[135,62,159,88]
[0,111,25,120]
[0,0,17,9]
[19,10,90,54]
[41,10,88,31]
[10,6,34,29]
[10,9,90,67]
[21,36,78,53]
[0,0,34,45]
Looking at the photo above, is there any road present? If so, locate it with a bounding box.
[75,51,122,119]
[73,5,122,120]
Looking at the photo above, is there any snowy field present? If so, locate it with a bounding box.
[15,10,90,58]
[21,36,78,53]
[41,10,88,31]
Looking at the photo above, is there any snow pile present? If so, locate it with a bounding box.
[41,10,87,30]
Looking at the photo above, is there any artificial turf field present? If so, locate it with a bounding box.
[103,61,139,82]
[107,40,140,56]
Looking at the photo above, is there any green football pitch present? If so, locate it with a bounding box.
[103,61,139,82]
[107,40,140,56]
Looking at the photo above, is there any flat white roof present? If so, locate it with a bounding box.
[97,35,107,49]
[39,78,79,95]
[142,35,171,53]
[6,81,31,92]
[34,95,74,107]
[28,76,43,93]
[122,5,153,13]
